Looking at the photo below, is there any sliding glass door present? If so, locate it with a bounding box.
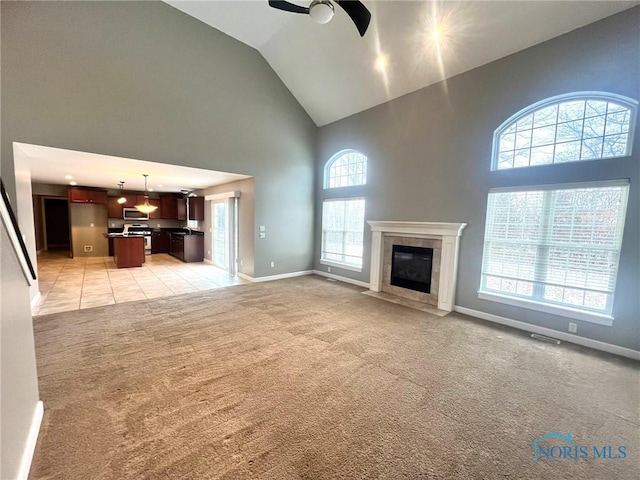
[212,201,228,270]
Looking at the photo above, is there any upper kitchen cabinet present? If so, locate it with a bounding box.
[69,187,107,204]
[189,196,204,221]
[108,196,123,218]
[161,195,178,219]
[148,199,162,219]
[177,197,187,221]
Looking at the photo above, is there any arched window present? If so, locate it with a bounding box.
[324,150,367,189]
[492,92,637,170]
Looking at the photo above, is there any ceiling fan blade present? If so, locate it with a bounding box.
[335,1,371,37]
[268,0,310,15]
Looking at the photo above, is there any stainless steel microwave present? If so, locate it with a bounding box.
[122,208,149,221]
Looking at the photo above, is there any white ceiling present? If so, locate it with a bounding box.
[166,0,638,126]
[14,143,250,193]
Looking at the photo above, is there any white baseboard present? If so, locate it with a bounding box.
[203,258,213,265]
[312,270,370,288]
[16,400,44,480]
[239,270,313,283]
[453,305,640,361]
[30,292,41,310]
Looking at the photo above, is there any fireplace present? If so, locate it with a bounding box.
[390,245,433,294]
[367,221,467,312]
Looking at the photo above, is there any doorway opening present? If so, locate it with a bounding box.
[43,197,71,257]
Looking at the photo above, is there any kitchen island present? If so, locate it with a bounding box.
[104,234,145,268]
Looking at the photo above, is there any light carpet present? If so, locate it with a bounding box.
[30,275,639,479]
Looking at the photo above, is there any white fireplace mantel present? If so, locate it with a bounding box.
[367,221,467,312]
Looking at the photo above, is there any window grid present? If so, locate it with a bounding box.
[494,95,635,170]
[325,151,367,189]
[481,184,628,315]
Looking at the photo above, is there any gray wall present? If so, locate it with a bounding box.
[1,221,41,479]
[1,0,316,277]
[69,203,109,257]
[315,8,640,350]
[14,169,40,301]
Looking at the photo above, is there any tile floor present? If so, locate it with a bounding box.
[33,251,248,316]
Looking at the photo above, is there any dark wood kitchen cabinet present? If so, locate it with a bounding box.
[151,231,170,254]
[169,233,204,263]
[107,196,123,218]
[188,196,205,221]
[177,197,187,221]
[161,196,178,219]
[68,187,107,204]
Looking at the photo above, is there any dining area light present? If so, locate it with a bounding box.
[134,174,158,213]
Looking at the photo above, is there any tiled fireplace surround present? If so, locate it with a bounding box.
[368,222,467,312]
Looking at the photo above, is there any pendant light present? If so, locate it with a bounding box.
[117,181,127,204]
[134,174,158,213]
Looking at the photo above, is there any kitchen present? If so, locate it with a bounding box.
[67,182,206,268]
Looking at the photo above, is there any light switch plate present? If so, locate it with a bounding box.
[259,225,266,232]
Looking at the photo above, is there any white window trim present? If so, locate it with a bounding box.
[323,149,367,189]
[479,179,629,326]
[319,259,363,273]
[491,91,638,171]
[478,291,613,326]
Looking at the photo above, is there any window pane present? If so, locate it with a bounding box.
[602,134,628,158]
[492,95,635,170]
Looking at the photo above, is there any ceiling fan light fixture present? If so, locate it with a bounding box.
[309,0,334,24]
[134,174,159,213]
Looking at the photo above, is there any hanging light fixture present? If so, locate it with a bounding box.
[134,174,158,213]
[117,181,127,204]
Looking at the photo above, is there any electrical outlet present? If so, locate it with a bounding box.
[568,322,578,333]
[259,225,266,232]
[111,223,115,227]
[270,261,275,268]
[157,224,161,228]
[207,250,210,255]
[327,267,331,273]
[240,260,244,266]
[84,245,93,253]
[259,232,266,239]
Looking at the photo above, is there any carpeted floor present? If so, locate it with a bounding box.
[30,275,639,479]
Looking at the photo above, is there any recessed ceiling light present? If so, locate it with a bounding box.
[148,188,154,192]
[374,54,388,72]
[64,174,73,180]
[158,184,164,188]
[69,181,77,186]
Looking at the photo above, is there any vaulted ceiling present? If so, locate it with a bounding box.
[166,1,638,126]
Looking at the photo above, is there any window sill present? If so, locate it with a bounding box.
[320,259,362,273]
[477,291,614,327]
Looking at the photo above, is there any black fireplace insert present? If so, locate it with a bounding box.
[390,244,433,294]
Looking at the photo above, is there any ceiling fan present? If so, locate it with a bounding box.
[268,0,371,37]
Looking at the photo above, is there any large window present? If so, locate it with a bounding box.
[324,150,367,189]
[479,181,629,324]
[493,92,637,170]
[321,198,365,271]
